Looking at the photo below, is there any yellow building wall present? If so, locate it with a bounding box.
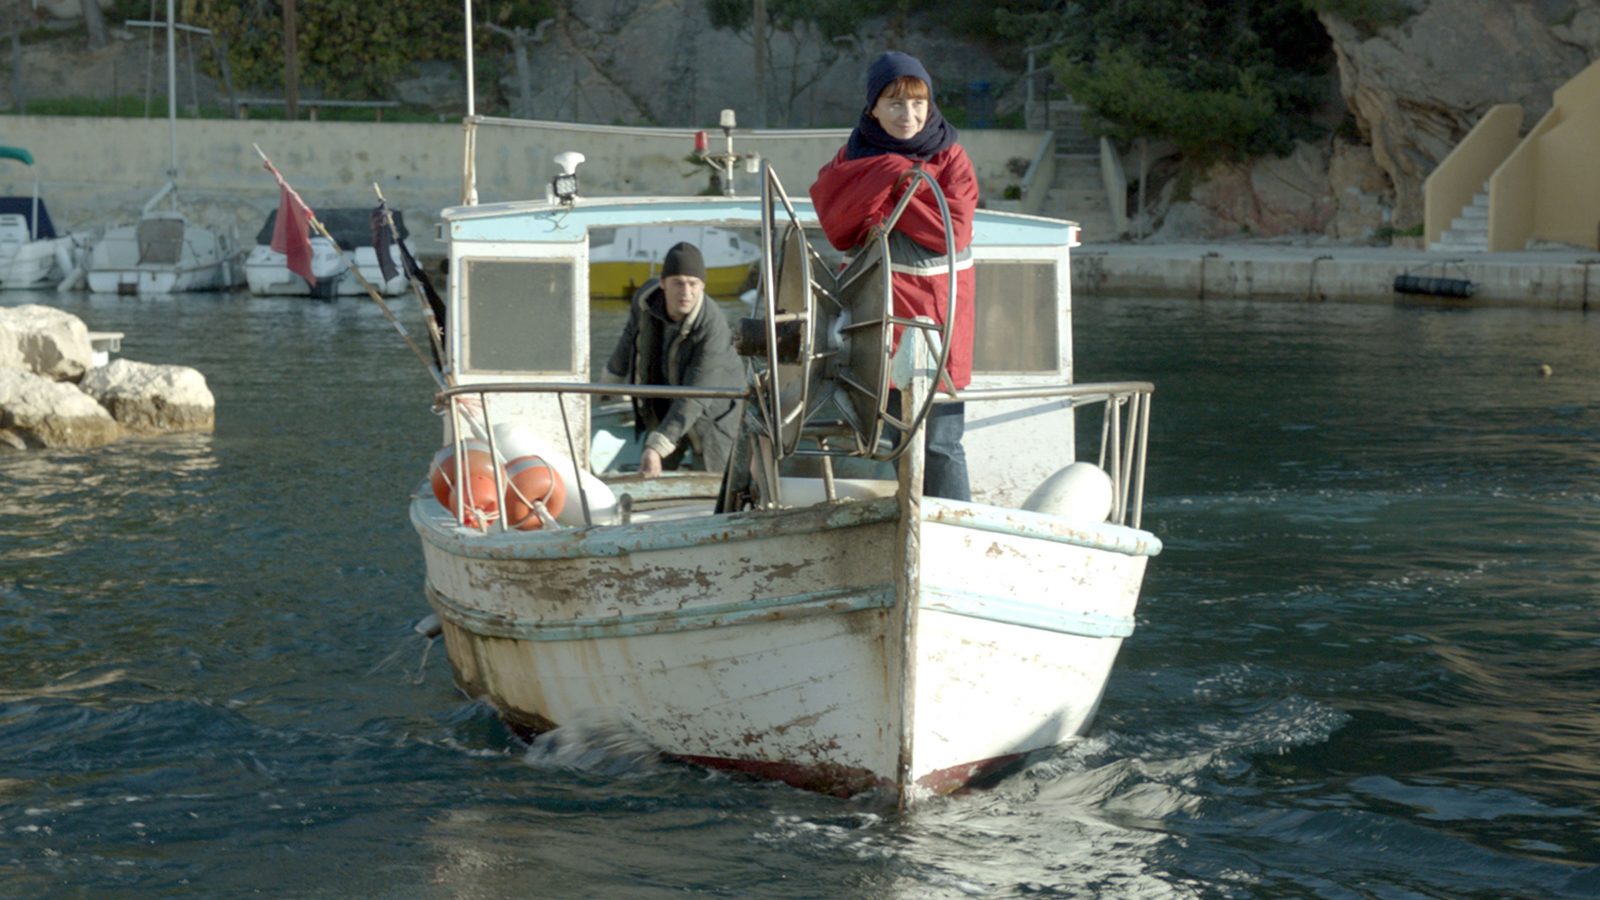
[1425,104,1521,247]
[1487,109,1553,252]
[1530,59,1600,249]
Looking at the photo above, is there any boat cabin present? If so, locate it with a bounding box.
[436,182,1109,519]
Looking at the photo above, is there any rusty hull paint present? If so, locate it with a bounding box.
[416,482,1158,804]
[673,753,889,799]
[910,516,1147,779]
[422,502,908,785]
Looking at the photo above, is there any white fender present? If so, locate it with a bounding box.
[1022,462,1114,523]
[492,423,618,526]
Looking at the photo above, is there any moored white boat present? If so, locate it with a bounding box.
[83,1,239,296]
[0,146,92,290]
[410,123,1161,806]
[244,207,412,298]
[85,205,239,295]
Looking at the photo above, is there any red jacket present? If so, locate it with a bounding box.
[809,144,978,389]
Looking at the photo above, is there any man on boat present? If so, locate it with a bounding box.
[602,241,743,477]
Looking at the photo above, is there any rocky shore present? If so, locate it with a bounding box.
[0,305,214,451]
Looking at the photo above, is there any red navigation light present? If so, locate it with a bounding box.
[693,130,708,155]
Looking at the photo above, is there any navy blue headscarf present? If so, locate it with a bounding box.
[845,51,959,161]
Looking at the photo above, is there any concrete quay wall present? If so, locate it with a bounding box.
[1074,245,1600,310]
[0,116,1044,260]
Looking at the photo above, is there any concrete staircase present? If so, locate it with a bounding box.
[1430,182,1490,253]
[1040,100,1122,242]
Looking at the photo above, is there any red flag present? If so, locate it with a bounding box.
[264,159,317,287]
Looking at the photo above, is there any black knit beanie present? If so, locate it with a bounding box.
[661,242,707,281]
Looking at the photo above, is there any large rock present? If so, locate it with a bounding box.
[1155,141,1339,239]
[1321,1,1600,228]
[0,304,93,381]
[79,359,215,435]
[0,368,120,450]
[486,0,1008,128]
[1327,139,1392,241]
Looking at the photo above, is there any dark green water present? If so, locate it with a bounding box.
[2,289,1597,897]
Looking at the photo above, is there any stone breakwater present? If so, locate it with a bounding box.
[0,305,215,450]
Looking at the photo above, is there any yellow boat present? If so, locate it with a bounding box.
[589,225,759,299]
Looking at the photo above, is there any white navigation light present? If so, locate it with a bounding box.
[552,151,585,204]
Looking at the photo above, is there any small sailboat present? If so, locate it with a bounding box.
[244,207,413,298]
[589,224,759,299]
[84,0,238,295]
[0,146,92,290]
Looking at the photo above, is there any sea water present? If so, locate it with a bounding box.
[2,289,1597,897]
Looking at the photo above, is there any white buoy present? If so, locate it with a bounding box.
[1022,462,1115,523]
[491,422,618,526]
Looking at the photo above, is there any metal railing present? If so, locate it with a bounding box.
[430,376,1153,531]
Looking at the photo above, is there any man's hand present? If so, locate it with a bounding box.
[640,448,664,477]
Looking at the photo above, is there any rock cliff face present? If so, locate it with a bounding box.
[17,0,1600,243]
[16,1,1010,129]
[468,0,1010,129]
[1322,0,1600,231]
[1131,1,1600,243]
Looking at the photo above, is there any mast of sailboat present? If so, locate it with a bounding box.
[460,0,478,205]
[165,0,178,182]
[464,0,476,120]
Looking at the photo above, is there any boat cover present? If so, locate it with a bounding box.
[0,197,57,239]
[256,207,407,250]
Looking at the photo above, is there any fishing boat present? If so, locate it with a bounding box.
[0,146,91,290]
[244,207,412,298]
[410,124,1161,806]
[589,224,759,299]
[84,0,239,295]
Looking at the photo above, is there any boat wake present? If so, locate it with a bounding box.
[521,711,665,779]
[0,668,128,703]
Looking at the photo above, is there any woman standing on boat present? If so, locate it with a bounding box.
[809,50,978,501]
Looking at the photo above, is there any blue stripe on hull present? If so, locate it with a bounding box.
[919,586,1136,639]
[430,583,896,642]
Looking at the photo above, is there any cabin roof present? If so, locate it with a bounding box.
[0,197,56,238]
[442,195,1079,248]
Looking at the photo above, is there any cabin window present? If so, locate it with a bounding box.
[462,259,575,373]
[972,260,1059,373]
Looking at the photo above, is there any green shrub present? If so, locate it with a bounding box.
[1058,49,1282,164]
[1032,1,1333,166]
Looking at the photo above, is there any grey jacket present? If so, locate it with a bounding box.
[602,279,745,472]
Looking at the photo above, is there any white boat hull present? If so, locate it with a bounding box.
[0,238,67,289]
[414,491,1155,801]
[244,240,412,298]
[86,215,238,295]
